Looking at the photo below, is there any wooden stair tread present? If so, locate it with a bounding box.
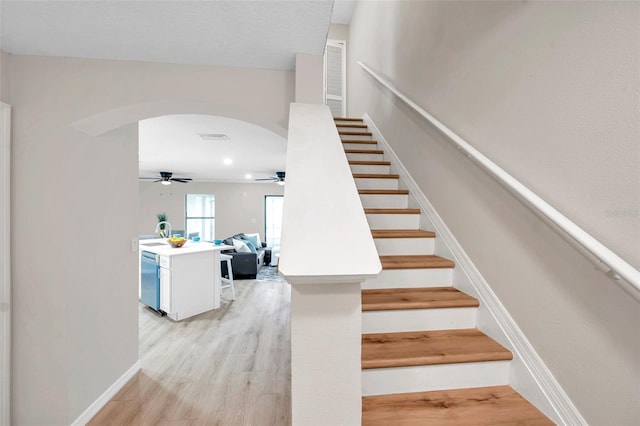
[365,208,420,214]
[339,131,373,136]
[336,123,368,128]
[342,139,377,144]
[354,174,400,179]
[362,287,479,311]
[349,160,391,166]
[359,189,409,195]
[345,149,384,154]
[362,385,554,426]
[380,255,454,269]
[334,117,363,122]
[371,229,435,238]
[362,329,512,369]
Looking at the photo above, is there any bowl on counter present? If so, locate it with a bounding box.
[213,239,223,245]
[168,238,187,248]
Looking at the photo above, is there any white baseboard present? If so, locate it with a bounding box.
[70,360,141,426]
[363,114,586,426]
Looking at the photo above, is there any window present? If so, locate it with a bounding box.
[265,195,284,249]
[185,194,215,241]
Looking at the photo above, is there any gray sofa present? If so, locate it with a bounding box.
[221,233,271,279]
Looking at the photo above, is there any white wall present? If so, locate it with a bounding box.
[139,181,284,241]
[328,24,348,41]
[295,53,324,104]
[0,50,11,426]
[349,1,639,424]
[8,54,293,424]
[0,52,9,103]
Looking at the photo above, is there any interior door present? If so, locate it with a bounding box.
[324,40,346,117]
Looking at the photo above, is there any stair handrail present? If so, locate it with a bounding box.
[279,102,382,283]
[358,61,640,300]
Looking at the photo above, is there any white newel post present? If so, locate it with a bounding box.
[290,282,362,424]
[280,104,381,425]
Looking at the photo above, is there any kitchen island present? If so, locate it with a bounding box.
[139,239,232,321]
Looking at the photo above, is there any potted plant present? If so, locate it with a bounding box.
[157,212,169,238]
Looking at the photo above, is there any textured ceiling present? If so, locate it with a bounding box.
[0,0,348,71]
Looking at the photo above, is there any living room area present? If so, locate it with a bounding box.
[139,179,285,277]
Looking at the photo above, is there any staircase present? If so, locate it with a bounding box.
[335,117,554,425]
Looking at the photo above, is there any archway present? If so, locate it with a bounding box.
[64,100,289,424]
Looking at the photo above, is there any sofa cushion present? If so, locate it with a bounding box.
[232,238,251,253]
[241,233,260,249]
[243,233,261,246]
[243,239,258,253]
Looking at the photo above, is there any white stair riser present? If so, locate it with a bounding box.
[360,194,408,209]
[363,268,453,289]
[362,361,510,396]
[362,307,477,333]
[366,213,419,229]
[343,142,377,150]
[346,152,384,162]
[340,134,373,141]
[355,178,399,190]
[374,237,435,255]
[350,164,390,174]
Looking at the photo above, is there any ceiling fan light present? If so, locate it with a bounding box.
[161,180,172,186]
[277,180,285,186]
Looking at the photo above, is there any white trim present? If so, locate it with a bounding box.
[364,114,587,426]
[0,102,10,426]
[70,360,141,426]
[358,61,640,300]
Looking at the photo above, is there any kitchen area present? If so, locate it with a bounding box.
[139,235,232,321]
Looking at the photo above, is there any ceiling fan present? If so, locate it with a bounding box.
[139,171,193,185]
[256,171,285,185]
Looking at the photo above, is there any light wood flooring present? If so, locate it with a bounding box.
[89,270,291,426]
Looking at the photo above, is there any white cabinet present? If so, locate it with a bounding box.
[158,251,218,321]
[160,265,171,313]
[139,239,230,321]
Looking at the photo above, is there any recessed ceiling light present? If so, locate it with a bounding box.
[199,134,229,141]
[245,174,252,179]
[223,158,232,165]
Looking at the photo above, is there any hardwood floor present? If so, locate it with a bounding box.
[89,269,291,426]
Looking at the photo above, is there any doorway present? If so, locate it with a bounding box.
[324,39,347,117]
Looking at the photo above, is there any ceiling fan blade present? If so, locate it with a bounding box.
[255,178,276,181]
[139,176,160,180]
[171,178,192,183]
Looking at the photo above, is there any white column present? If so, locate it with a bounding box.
[290,282,362,425]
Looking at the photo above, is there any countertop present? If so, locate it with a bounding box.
[139,238,232,257]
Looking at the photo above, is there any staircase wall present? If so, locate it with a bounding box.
[347,2,640,425]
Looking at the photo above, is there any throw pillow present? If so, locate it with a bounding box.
[243,239,258,253]
[232,238,251,253]
[242,233,260,249]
